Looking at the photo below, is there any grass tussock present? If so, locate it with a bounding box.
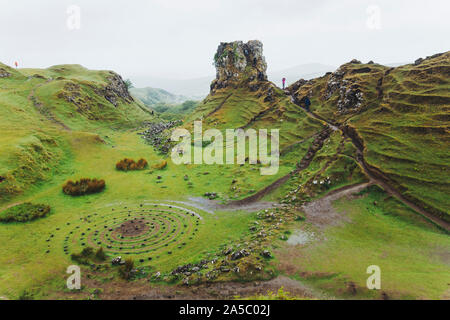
[118,258,135,280]
[0,202,50,223]
[62,178,105,196]
[71,246,108,264]
[115,158,148,171]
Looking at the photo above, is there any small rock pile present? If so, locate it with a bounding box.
[138,120,182,154]
[111,256,125,265]
[204,192,218,200]
[171,260,212,280]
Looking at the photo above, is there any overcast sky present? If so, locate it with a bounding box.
[1,0,449,81]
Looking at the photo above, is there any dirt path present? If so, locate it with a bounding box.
[205,93,233,118]
[95,275,327,300]
[27,79,71,131]
[180,197,278,213]
[0,202,22,213]
[280,131,322,156]
[302,182,372,229]
[355,150,450,231]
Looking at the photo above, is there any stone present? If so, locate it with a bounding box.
[230,249,250,260]
[262,250,272,258]
[414,57,424,66]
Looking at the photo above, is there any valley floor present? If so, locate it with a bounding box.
[0,128,448,300]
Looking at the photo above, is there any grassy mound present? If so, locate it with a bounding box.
[0,202,50,223]
[62,178,105,196]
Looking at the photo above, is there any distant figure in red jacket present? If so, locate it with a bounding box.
[14,61,18,68]
[282,77,286,89]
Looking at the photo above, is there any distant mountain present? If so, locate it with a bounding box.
[130,87,190,106]
[129,76,213,100]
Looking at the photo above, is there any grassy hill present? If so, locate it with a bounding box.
[0,63,153,202]
[287,52,450,223]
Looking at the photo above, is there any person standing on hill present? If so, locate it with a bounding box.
[14,61,18,68]
[282,77,286,89]
[304,96,311,111]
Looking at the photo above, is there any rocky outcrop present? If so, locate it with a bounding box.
[414,52,445,66]
[102,72,134,107]
[60,71,134,109]
[0,68,11,78]
[286,79,308,93]
[337,82,363,112]
[210,40,268,93]
[325,69,345,100]
[325,68,363,113]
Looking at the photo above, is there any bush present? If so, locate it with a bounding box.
[62,178,105,196]
[71,246,95,265]
[119,258,135,280]
[0,202,50,223]
[71,246,107,264]
[116,158,148,171]
[152,160,167,170]
[95,247,107,261]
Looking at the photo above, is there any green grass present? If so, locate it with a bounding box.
[280,185,450,299]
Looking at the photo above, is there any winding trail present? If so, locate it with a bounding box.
[27,79,71,131]
[205,93,233,118]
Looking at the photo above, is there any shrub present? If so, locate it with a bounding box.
[152,160,167,170]
[81,247,94,257]
[119,258,135,280]
[116,158,148,171]
[0,202,50,223]
[71,246,95,265]
[62,178,105,196]
[95,247,107,261]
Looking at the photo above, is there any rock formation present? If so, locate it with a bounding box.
[210,40,268,93]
